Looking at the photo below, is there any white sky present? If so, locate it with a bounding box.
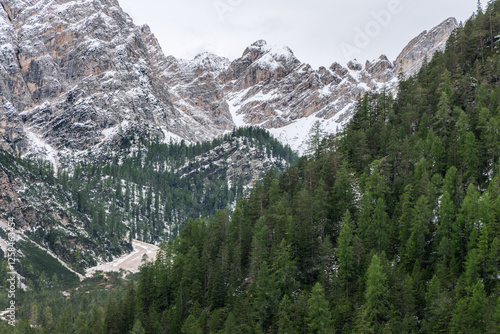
[118,0,481,68]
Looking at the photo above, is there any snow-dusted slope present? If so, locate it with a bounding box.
[164,18,458,155]
[0,0,458,159]
[0,0,232,162]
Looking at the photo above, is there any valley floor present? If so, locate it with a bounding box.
[85,239,159,277]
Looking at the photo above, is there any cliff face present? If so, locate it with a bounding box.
[164,19,458,153]
[0,0,230,164]
[0,0,459,159]
[395,17,458,77]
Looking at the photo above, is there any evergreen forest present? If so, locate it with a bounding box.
[2,1,500,333]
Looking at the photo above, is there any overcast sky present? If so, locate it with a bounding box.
[118,0,481,68]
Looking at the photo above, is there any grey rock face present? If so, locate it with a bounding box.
[165,18,458,153]
[395,17,458,77]
[0,0,459,158]
[0,0,230,164]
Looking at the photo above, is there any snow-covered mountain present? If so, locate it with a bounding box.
[0,0,232,165]
[0,0,458,161]
[164,18,458,154]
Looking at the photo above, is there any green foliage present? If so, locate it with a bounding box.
[359,254,389,333]
[307,283,333,333]
[63,126,297,245]
[12,2,500,332]
[15,241,79,288]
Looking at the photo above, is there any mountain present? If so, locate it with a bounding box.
[0,0,299,283]
[0,0,231,165]
[164,18,458,154]
[0,0,457,294]
[59,3,500,333]
[0,0,458,162]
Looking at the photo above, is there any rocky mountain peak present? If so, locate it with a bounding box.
[0,0,460,159]
[0,0,232,162]
[192,52,230,70]
[365,55,394,83]
[395,17,459,77]
[347,60,363,71]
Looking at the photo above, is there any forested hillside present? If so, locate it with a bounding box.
[99,3,499,333]
[62,126,296,244]
[2,1,500,333]
[0,126,296,297]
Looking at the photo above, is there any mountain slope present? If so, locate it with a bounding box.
[163,18,458,153]
[0,126,297,289]
[0,0,232,164]
[0,0,458,160]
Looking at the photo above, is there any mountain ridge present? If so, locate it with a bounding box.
[0,0,458,160]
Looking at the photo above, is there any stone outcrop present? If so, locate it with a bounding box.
[395,17,458,77]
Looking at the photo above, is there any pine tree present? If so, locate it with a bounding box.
[374,198,389,257]
[307,283,333,334]
[435,91,452,138]
[402,196,430,271]
[253,261,276,330]
[337,210,355,300]
[130,320,146,334]
[224,312,238,334]
[467,280,487,333]
[494,295,500,332]
[181,314,202,334]
[450,298,468,334]
[306,120,325,159]
[277,294,297,334]
[359,254,389,332]
[42,306,55,333]
[399,185,414,248]
[29,303,39,328]
[272,239,297,296]
[319,235,334,293]
[423,275,452,333]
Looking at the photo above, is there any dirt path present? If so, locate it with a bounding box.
[85,239,159,278]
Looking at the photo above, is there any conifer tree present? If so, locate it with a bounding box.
[403,196,430,270]
[337,210,355,299]
[467,280,487,333]
[272,239,297,295]
[359,254,389,332]
[181,314,202,334]
[130,320,146,334]
[307,283,333,334]
[450,298,468,334]
[373,198,389,257]
[423,275,451,333]
[253,261,276,330]
[494,295,500,332]
[277,294,297,334]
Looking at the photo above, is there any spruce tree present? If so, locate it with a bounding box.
[359,254,389,332]
[307,283,333,334]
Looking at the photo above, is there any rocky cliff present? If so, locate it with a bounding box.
[164,19,459,153]
[395,17,458,77]
[0,0,231,165]
[0,0,459,159]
